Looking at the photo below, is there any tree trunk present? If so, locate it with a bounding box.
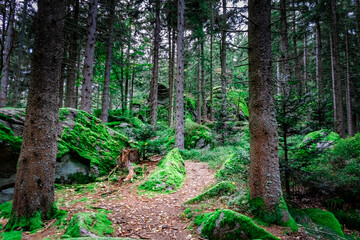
[80,0,98,113]
[248,0,291,222]
[356,0,360,47]
[303,34,307,91]
[12,0,28,107]
[315,20,324,99]
[100,0,115,123]
[345,32,353,137]
[280,0,291,96]
[292,0,299,87]
[168,27,175,127]
[330,35,337,130]
[120,48,125,111]
[196,43,201,124]
[201,41,207,123]
[210,24,214,121]
[150,0,161,125]
[0,0,15,108]
[7,0,65,228]
[64,0,79,108]
[129,66,134,111]
[276,57,281,95]
[175,0,185,149]
[331,0,345,138]
[125,31,131,111]
[220,0,227,142]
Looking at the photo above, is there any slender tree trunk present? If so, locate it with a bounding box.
[220,0,227,142]
[356,0,360,47]
[210,26,214,121]
[150,0,161,125]
[292,0,299,86]
[7,0,65,228]
[331,0,345,138]
[276,57,281,95]
[80,0,98,113]
[59,44,67,108]
[248,0,291,222]
[169,27,175,127]
[201,41,207,123]
[100,0,115,123]
[125,31,131,111]
[196,43,201,124]
[0,0,15,108]
[120,48,125,111]
[280,0,291,96]
[130,67,134,111]
[303,34,307,91]
[315,20,324,99]
[345,32,353,137]
[330,35,337,130]
[175,0,185,149]
[12,0,28,107]
[65,0,79,108]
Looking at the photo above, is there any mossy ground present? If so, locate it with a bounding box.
[138,148,186,193]
[185,181,236,204]
[184,119,213,149]
[194,209,279,240]
[0,230,22,240]
[0,201,12,218]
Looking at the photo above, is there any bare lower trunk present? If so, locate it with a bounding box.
[169,27,175,127]
[330,36,337,129]
[196,43,201,124]
[201,41,207,123]
[303,34,308,91]
[9,0,65,225]
[292,0,299,87]
[125,32,131,111]
[129,68,134,111]
[315,20,323,99]
[80,0,98,113]
[276,57,281,95]
[345,32,353,137]
[100,0,115,123]
[209,32,214,121]
[175,0,185,149]
[220,0,227,142]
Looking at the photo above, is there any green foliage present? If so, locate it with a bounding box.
[182,208,194,219]
[215,153,249,183]
[0,201,12,218]
[138,148,186,193]
[0,123,22,151]
[332,209,360,231]
[194,209,279,240]
[64,212,114,237]
[184,119,213,149]
[185,181,236,204]
[0,231,23,240]
[5,211,43,232]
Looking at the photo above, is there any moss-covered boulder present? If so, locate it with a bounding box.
[138,148,186,193]
[298,129,340,152]
[0,108,129,186]
[185,181,236,204]
[215,153,249,182]
[194,209,279,240]
[185,119,213,149]
[64,212,114,238]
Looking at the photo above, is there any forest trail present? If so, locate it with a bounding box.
[24,161,215,240]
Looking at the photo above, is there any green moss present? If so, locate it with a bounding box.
[184,119,213,149]
[299,129,340,148]
[194,209,279,240]
[0,123,22,151]
[182,208,194,219]
[0,231,23,240]
[249,197,298,231]
[5,211,43,231]
[305,209,344,237]
[185,181,236,204]
[215,154,248,181]
[64,212,114,237]
[138,148,186,193]
[0,200,12,218]
[332,209,360,231]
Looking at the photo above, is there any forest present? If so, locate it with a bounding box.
[0,0,360,239]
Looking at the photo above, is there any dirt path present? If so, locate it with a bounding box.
[22,160,215,239]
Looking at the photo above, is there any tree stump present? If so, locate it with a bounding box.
[116,148,139,181]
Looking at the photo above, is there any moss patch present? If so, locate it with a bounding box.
[0,231,23,240]
[185,181,236,204]
[0,123,22,151]
[5,211,43,232]
[0,200,12,218]
[184,119,213,149]
[138,148,186,193]
[64,212,114,237]
[215,154,248,182]
[194,209,279,240]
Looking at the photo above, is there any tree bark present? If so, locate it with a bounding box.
[303,34,307,91]
[330,35,337,130]
[64,0,79,108]
[125,31,132,111]
[12,0,28,107]
[292,0,299,87]
[220,0,227,142]
[201,41,207,123]
[280,0,291,96]
[150,0,161,125]
[345,31,353,137]
[331,0,345,138]
[315,20,324,99]
[0,0,15,108]
[80,0,98,113]
[175,0,185,149]
[356,0,360,47]
[100,0,115,123]
[196,43,201,124]
[210,22,214,121]
[130,66,134,111]
[168,27,175,127]
[8,0,65,226]
[248,0,290,220]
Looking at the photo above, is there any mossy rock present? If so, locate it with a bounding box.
[0,231,22,240]
[290,208,344,238]
[184,119,213,149]
[298,129,340,150]
[215,154,248,181]
[138,148,186,193]
[194,209,279,240]
[0,200,12,218]
[185,181,236,204]
[64,212,114,237]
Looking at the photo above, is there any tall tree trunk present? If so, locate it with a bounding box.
[150,0,161,125]
[331,0,345,138]
[12,0,28,107]
[220,0,227,142]
[169,27,175,127]
[59,43,67,108]
[303,34,307,91]
[345,32,353,137]
[196,43,201,124]
[120,48,125,111]
[0,0,15,108]
[175,0,185,149]
[356,0,360,47]
[100,0,115,123]
[201,41,207,123]
[280,0,291,96]
[80,0,98,113]
[125,31,131,111]
[65,0,79,108]
[315,20,324,99]
[276,57,281,95]
[330,35,337,130]
[130,66,134,111]
[248,0,292,222]
[7,0,65,228]
[292,0,299,86]
[210,24,214,121]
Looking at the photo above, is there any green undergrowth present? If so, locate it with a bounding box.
[185,181,237,204]
[215,153,249,183]
[184,119,213,149]
[194,209,279,240]
[0,201,12,218]
[0,231,23,240]
[63,212,114,238]
[290,208,344,239]
[0,123,22,151]
[332,209,360,231]
[138,148,186,193]
[249,197,298,231]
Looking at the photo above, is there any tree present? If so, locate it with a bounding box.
[220,0,227,140]
[248,0,294,226]
[175,0,185,149]
[80,0,98,113]
[7,0,65,229]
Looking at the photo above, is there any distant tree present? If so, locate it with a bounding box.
[7,0,65,229]
[220,0,227,141]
